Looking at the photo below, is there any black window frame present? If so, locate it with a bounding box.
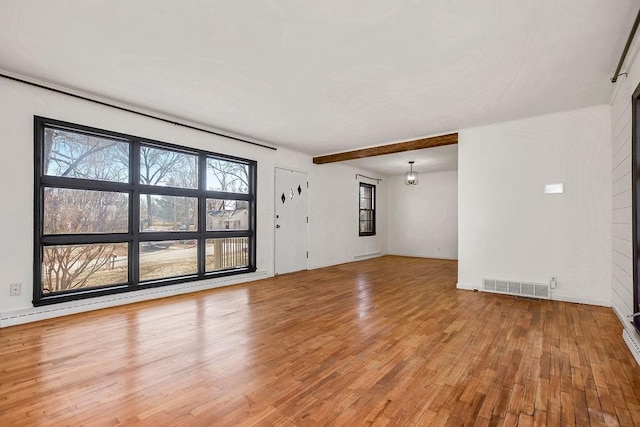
[359,182,376,236]
[34,116,257,306]
[632,83,640,334]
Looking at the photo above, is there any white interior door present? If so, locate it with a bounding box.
[275,168,308,274]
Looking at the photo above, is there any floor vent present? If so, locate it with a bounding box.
[483,278,550,299]
[623,328,640,367]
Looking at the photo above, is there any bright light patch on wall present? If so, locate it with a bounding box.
[544,183,564,194]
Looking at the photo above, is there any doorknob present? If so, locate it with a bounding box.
[276,225,281,228]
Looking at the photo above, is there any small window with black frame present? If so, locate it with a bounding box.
[359,182,376,236]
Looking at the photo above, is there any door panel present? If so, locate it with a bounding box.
[275,168,308,274]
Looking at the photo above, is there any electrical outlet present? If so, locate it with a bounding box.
[9,283,21,296]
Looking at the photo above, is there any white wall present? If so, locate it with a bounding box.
[0,77,387,320]
[458,105,612,306]
[387,171,457,259]
[308,164,387,269]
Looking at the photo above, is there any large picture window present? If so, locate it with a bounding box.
[359,182,376,236]
[34,117,256,305]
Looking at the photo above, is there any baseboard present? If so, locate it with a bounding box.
[390,252,458,261]
[549,293,610,307]
[353,252,382,261]
[457,283,609,307]
[612,304,630,327]
[0,270,269,328]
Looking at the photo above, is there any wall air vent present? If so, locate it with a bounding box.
[482,278,550,299]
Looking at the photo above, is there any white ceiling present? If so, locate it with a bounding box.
[0,1,637,157]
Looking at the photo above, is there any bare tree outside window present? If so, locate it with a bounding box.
[204,160,249,271]
[140,146,198,229]
[44,188,128,235]
[44,128,128,182]
[42,129,131,293]
[43,244,128,293]
[140,195,197,232]
[139,146,198,189]
[207,158,248,193]
[35,118,256,305]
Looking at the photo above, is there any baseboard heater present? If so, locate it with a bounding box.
[482,278,550,299]
[623,328,640,366]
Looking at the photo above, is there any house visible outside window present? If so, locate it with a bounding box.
[34,117,256,306]
[359,182,376,236]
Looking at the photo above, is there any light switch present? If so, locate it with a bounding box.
[544,183,564,194]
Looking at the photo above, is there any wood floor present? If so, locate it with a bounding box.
[1,256,639,426]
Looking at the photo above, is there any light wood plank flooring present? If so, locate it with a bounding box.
[1,256,639,426]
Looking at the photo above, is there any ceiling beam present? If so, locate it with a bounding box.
[312,133,458,164]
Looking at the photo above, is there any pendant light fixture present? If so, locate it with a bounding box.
[404,161,418,185]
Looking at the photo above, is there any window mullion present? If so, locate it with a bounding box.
[249,160,257,269]
[204,191,252,201]
[131,140,141,285]
[33,123,44,304]
[138,185,201,198]
[198,155,207,278]
[41,176,130,192]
